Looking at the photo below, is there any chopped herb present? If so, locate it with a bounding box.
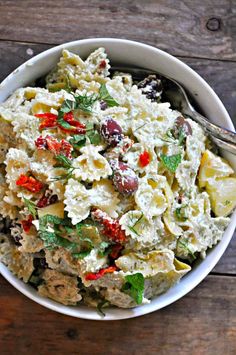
[160,153,182,173]
[133,212,143,228]
[175,206,187,221]
[97,300,110,317]
[178,127,186,146]
[98,83,119,107]
[98,241,111,256]
[74,94,98,113]
[225,200,231,206]
[23,198,37,219]
[133,122,147,132]
[128,225,140,236]
[122,273,145,304]
[72,250,91,259]
[178,239,196,260]
[55,154,72,169]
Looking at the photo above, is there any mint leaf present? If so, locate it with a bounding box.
[23,198,37,219]
[122,273,144,304]
[160,153,181,173]
[39,214,78,252]
[87,130,101,145]
[69,134,86,149]
[99,84,119,107]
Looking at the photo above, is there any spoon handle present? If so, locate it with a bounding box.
[186,108,236,145]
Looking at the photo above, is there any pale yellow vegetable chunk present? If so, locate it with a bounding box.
[38,202,65,219]
[206,177,236,217]
[198,150,234,188]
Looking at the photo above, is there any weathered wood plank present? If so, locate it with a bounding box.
[0,275,235,355]
[0,0,235,60]
[0,41,235,122]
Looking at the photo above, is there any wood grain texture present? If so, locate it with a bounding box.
[0,0,235,60]
[0,274,235,355]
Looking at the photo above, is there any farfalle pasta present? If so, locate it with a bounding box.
[0,48,235,311]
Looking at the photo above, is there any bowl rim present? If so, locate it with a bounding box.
[0,37,235,321]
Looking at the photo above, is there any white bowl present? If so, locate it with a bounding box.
[0,38,235,320]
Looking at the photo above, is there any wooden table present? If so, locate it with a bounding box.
[0,1,235,354]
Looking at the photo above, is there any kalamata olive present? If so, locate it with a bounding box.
[113,162,139,195]
[137,75,163,101]
[100,118,123,146]
[100,100,108,110]
[172,116,192,139]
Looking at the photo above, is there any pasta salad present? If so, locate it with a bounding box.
[0,48,235,313]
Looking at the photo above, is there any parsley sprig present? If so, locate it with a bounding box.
[122,273,145,304]
[160,153,182,173]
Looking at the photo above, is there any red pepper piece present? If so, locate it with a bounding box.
[35,113,58,131]
[35,135,73,158]
[139,151,150,167]
[85,266,117,281]
[91,209,126,243]
[16,174,44,193]
[21,215,33,233]
[59,112,86,134]
[109,244,123,260]
[99,59,107,69]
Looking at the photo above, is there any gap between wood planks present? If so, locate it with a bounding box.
[0,37,236,63]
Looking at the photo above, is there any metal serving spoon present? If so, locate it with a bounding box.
[111,66,236,155]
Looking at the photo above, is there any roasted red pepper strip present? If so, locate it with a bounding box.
[139,151,150,167]
[59,112,86,134]
[35,113,58,131]
[91,209,126,243]
[21,214,33,233]
[35,135,73,158]
[16,174,44,193]
[35,112,86,134]
[85,266,118,281]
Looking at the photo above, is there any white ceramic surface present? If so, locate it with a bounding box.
[0,38,235,321]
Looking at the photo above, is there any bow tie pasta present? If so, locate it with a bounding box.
[0,48,235,311]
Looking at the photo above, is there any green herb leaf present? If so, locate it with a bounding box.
[160,153,182,173]
[74,94,98,113]
[72,250,91,259]
[178,127,186,146]
[97,300,110,317]
[98,241,111,256]
[178,239,196,260]
[87,130,102,145]
[98,83,119,107]
[55,154,72,169]
[39,214,78,252]
[122,273,144,304]
[175,207,187,221]
[23,198,37,219]
[69,134,86,149]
